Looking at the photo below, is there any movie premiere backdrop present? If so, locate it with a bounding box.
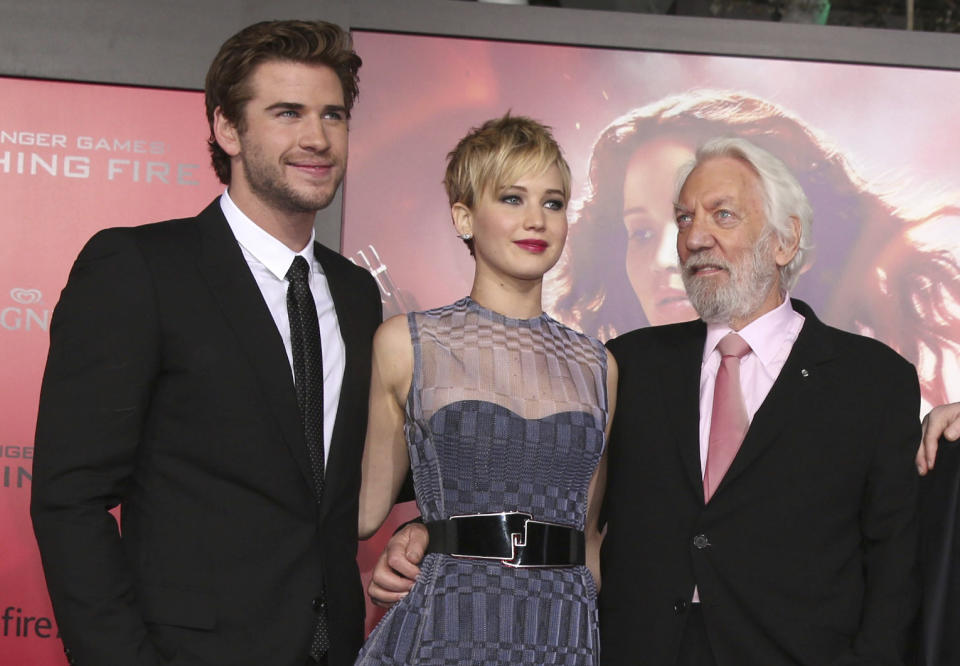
[343,30,960,411]
[2,30,960,666]
[0,77,224,664]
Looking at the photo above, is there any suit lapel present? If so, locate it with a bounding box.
[661,321,709,501]
[314,241,364,516]
[195,200,315,493]
[716,299,836,494]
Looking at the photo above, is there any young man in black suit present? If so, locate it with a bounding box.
[31,20,381,666]
[370,137,922,665]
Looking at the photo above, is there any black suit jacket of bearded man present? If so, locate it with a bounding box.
[31,198,382,666]
[600,299,920,665]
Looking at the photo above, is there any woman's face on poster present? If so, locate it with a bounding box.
[621,137,699,326]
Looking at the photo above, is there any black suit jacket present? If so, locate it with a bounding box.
[601,300,919,665]
[917,438,960,666]
[31,199,381,666]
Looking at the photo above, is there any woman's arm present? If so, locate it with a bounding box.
[584,349,618,589]
[358,315,414,539]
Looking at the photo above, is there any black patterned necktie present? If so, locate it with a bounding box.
[285,254,329,659]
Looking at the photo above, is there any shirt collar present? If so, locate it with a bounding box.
[220,188,318,280]
[703,294,797,367]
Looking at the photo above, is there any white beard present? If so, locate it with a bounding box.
[681,230,779,325]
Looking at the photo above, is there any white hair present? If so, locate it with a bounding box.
[675,136,814,291]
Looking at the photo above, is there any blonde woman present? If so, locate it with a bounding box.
[356,115,616,665]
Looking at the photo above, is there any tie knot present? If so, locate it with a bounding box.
[286,255,310,284]
[717,332,751,360]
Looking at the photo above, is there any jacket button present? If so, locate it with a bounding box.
[673,599,688,614]
[693,534,710,549]
[312,597,325,612]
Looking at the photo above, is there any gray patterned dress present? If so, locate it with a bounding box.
[356,297,608,666]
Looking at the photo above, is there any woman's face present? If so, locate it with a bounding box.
[458,164,568,287]
[622,138,699,326]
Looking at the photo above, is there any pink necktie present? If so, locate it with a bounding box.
[704,333,752,503]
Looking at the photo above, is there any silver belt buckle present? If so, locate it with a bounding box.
[447,511,531,563]
[447,510,572,568]
[501,516,570,569]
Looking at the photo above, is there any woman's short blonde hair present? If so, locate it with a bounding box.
[444,114,571,253]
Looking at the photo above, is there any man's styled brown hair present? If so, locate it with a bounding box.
[204,19,362,184]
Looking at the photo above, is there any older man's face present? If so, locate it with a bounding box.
[674,156,783,329]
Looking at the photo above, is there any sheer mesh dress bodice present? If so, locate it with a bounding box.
[356,297,608,665]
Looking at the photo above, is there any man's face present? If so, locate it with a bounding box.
[674,156,784,328]
[218,60,348,216]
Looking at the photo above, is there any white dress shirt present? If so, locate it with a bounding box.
[220,190,345,465]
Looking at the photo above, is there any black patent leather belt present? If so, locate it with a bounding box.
[425,511,585,568]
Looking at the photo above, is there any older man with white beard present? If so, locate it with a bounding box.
[598,137,920,666]
[366,137,922,666]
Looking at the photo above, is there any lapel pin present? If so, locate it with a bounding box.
[801,369,809,378]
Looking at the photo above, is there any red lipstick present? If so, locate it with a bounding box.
[514,239,548,253]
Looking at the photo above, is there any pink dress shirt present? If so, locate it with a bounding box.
[698,297,805,475]
[692,296,804,601]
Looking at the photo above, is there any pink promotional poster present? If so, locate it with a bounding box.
[343,31,960,412]
[0,77,223,665]
[2,27,959,665]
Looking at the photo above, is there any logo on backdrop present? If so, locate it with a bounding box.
[2,288,49,332]
[0,605,59,638]
[1,129,201,185]
[0,445,32,490]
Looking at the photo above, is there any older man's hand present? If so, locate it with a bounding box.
[917,402,960,475]
[368,522,428,608]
